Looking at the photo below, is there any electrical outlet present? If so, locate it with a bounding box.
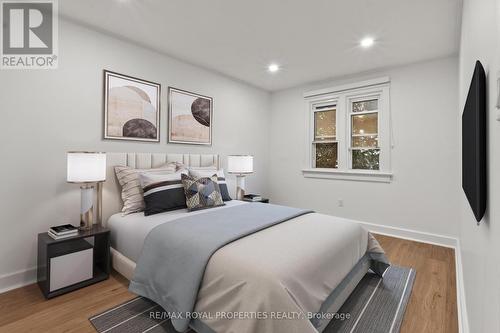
[338,199,344,207]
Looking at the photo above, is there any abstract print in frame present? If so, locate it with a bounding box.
[168,87,212,145]
[104,70,160,142]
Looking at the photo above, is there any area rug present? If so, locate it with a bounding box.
[90,265,415,333]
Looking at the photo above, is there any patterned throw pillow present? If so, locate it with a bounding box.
[188,167,232,201]
[114,163,177,215]
[181,174,225,211]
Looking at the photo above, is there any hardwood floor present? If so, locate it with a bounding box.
[0,235,458,333]
[0,272,133,333]
[375,234,458,333]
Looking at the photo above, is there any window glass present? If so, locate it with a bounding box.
[315,142,338,168]
[352,149,380,170]
[314,109,336,141]
[352,135,378,148]
[352,99,378,113]
[352,113,378,135]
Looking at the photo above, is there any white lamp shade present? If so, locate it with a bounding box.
[227,155,254,174]
[67,152,106,183]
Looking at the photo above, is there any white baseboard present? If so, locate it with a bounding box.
[0,267,37,294]
[358,221,469,333]
[358,220,458,248]
[454,239,469,333]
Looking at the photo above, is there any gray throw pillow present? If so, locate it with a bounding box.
[188,167,232,201]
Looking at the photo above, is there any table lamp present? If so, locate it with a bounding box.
[67,152,106,230]
[227,155,253,200]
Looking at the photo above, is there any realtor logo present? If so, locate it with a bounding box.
[1,0,58,69]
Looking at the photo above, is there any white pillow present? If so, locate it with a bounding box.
[189,166,225,179]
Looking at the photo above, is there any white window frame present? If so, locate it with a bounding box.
[311,99,339,168]
[302,77,393,183]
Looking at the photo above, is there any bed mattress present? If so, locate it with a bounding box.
[107,200,246,262]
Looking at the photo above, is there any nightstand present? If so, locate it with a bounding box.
[37,225,110,299]
[242,198,269,204]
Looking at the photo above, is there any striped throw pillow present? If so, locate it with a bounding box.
[114,163,177,215]
[140,170,189,216]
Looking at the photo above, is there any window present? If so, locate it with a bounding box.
[304,77,392,182]
[350,98,379,170]
[313,104,337,168]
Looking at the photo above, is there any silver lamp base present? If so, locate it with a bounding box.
[236,175,246,200]
[80,185,94,230]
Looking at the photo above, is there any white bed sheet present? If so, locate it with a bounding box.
[107,200,246,262]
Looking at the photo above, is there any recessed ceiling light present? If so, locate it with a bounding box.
[360,37,375,48]
[268,63,280,73]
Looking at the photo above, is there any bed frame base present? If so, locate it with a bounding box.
[111,247,136,281]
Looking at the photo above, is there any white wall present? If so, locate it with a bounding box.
[459,0,500,332]
[268,57,460,238]
[0,19,271,290]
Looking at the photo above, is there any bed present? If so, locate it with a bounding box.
[103,153,389,333]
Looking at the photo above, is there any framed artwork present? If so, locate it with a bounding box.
[103,70,161,142]
[168,87,212,145]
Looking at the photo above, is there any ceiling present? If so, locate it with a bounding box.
[60,0,462,91]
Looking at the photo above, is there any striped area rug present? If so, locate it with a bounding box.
[90,266,415,333]
[326,266,415,332]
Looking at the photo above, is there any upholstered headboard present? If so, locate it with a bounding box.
[103,153,220,224]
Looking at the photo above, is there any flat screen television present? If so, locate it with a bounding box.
[462,60,486,223]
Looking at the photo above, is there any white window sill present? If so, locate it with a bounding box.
[302,168,393,183]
